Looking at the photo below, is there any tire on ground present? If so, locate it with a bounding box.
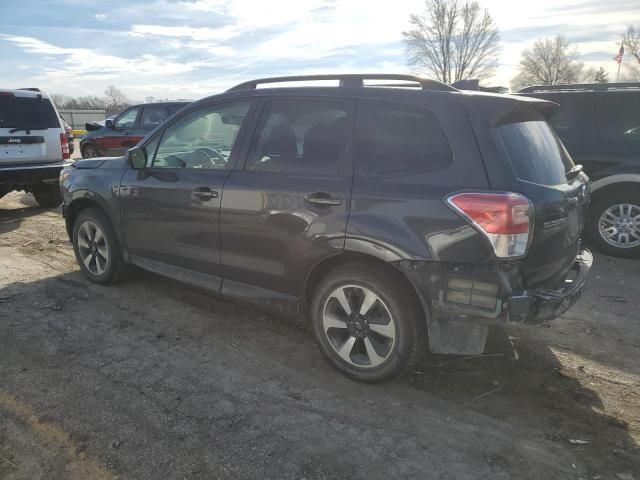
[32,183,62,208]
[310,262,426,383]
[586,190,640,259]
[72,207,126,284]
[82,143,100,158]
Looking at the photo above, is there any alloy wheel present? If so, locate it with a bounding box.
[83,145,98,158]
[322,285,396,368]
[598,203,640,249]
[77,221,110,275]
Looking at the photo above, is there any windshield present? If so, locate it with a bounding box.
[495,113,574,186]
[0,95,60,130]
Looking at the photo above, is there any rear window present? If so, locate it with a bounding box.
[0,95,60,130]
[495,113,574,185]
[356,100,452,175]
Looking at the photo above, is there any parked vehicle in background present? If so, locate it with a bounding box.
[0,88,70,207]
[60,116,74,155]
[80,102,189,158]
[61,74,591,382]
[518,83,640,258]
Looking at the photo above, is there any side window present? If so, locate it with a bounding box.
[151,101,250,170]
[140,105,166,129]
[114,108,140,130]
[245,99,351,177]
[597,93,640,143]
[355,100,452,175]
[167,104,185,117]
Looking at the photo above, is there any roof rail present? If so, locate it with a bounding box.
[18,87,41,92]
[518,83,640,93]
[227,74,457,93]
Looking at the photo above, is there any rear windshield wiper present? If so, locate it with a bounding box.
[566,164,583,180]
[8,127,46,134]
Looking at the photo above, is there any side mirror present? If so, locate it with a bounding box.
[128,146,147,169]
[105,119,114,129]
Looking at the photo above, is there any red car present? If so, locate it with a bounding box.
[80,102,189,158]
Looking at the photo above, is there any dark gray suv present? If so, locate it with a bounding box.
[60,74,592,382]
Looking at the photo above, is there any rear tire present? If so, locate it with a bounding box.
[586,190,640,258]
[72,207,126,284]
[32,183,62,208]
[310,262,426,383]
[82,143,100,158]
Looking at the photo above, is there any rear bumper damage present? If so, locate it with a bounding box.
[508,249,592,324]
[395,249,593,355]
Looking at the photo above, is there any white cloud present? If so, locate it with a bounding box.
[4,0,640,97]
[130,24,240,42]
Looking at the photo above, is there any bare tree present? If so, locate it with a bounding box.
[104,86,131,114]
[403,0,500,83]
[621,26,640,81]
[511,36,587,90]
[50,93,73,109]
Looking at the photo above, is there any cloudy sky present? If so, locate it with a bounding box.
[1,0,638,101]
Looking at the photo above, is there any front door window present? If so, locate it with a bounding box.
[151,102,251,170]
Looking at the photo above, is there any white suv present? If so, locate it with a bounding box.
[0,88,70,207]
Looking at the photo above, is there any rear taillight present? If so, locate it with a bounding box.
[447,192,533,258]
[60,132,70,160]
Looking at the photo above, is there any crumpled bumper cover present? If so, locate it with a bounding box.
[508,249,593,324]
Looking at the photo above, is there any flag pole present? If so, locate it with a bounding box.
[616,41,624,81]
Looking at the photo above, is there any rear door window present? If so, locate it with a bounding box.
[140,104,166,129]
[495,112,574,185]
[167,104,186,116]
[245,99,352,178]
[596,93,640,144]
[0,95,59,130]
[355,100,452,175]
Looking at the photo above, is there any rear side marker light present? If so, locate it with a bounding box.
[60,132,70,160]
[446,192,533,258]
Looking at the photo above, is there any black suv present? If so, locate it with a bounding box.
[518,83,640,258]
[61,74,592,382]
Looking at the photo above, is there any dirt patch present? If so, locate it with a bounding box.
[1,191,639,480]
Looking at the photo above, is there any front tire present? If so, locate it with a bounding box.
[310,262,426,383]
[586,190,640,258]
[32,183,62,208]
[72,208,125,284]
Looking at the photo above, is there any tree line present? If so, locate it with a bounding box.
[50,86,133,115]
[403,0,640,90]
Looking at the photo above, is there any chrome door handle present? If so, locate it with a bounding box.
[192,187,218,201]
[305,193,342,206]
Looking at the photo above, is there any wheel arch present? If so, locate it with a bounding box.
[302,249,426,324]
[65,193,115,241]
[590,175,640,200]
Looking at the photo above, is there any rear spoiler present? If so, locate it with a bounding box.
[465,92,559,126]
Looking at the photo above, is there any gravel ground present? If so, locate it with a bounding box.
[0,191,639,480]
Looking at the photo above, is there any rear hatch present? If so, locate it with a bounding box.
[467,94,589,287]
[0,90,63,166]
